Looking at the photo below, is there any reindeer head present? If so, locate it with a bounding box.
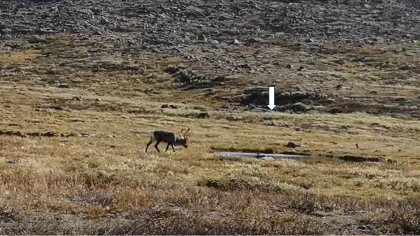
[176,128,190,148]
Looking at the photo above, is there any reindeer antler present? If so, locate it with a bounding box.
[184,128,190,137]
[179,128,185,134]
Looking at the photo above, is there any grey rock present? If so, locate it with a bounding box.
[233,39,241,45]
[277,102,310,112]
[286,64,294,69]
[286,142,301,148]
[196,111,210,118]
[161,104,178,109]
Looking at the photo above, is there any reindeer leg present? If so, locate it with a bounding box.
[171,144,176,152]
[165,143,171,153]
[154,141,161,153]
[145,138,154,152]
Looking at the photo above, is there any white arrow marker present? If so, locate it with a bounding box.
[267,86,276,110]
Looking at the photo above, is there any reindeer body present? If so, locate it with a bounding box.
[145,128,189,153]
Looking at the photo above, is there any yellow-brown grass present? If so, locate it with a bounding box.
[0,33,420,234]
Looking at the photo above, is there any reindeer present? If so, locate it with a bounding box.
[145,128,190,153]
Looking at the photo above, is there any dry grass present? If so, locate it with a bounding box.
[1,33,420,234]
[0,49,40,64]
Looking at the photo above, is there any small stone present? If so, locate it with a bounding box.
[286,142,301,148]
[286,64,294,69]
[395,97,407,102]
[278,102,310,112]
[198,34,208,43]
[233,39,241,45]
[57,84,70,88]
[210,39,219,45]
[238,63,251,70]
[164,65,179,74]
[7,159,23,165]
[49,106,64,111]
[161,104,178,109]
[196,112,210,118]
[325,98,336,104]
[43,131,55,137]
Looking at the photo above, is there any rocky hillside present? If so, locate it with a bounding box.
[1,0,420,117]
[2,0,420,44]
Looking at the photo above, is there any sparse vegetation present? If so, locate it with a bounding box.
[1,0,420,234]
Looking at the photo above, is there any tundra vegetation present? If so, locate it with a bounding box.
[1,0,420,234]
